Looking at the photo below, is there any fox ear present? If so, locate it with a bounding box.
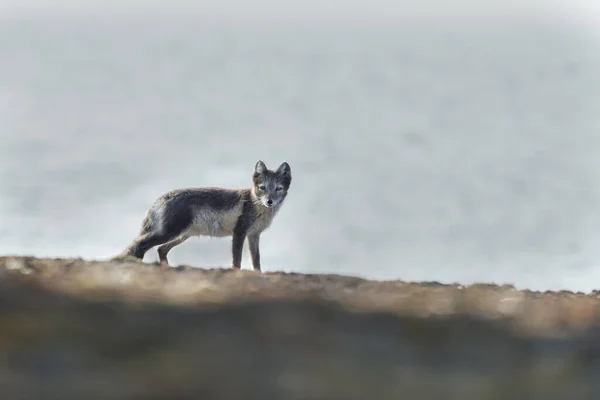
[277,162,291,176]
[255,160,267,174]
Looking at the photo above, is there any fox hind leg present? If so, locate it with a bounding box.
[157,236,189,266]
[120,231,178,260]
[120,195,194,262]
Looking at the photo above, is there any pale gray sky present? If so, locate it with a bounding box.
[0,0,599,27]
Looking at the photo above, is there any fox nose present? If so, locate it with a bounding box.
[266,199,273,206]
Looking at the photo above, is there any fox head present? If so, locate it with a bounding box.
[252,160,292,208]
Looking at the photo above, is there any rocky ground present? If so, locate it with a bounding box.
[1,256,600,399]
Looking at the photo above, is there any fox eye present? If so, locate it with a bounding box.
[258,185,266,191]
[276,186,283,191]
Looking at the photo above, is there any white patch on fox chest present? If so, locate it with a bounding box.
[186,204,243,238]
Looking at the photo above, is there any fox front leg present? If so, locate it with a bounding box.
[231,228,247,270]
[247,234,261,272]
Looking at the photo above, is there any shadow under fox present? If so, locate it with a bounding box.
[120,160,291,271]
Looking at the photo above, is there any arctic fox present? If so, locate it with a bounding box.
[119,160,292,271]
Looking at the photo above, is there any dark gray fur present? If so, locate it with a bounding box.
[119,160,292,271]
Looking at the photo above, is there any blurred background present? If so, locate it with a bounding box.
[0,0,599,291]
